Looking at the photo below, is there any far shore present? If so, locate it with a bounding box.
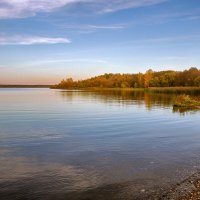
[0,85,51,88]
[51,86,200,94]
[1,86,200,95]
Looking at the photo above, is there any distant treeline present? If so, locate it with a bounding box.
[0,85,51,88]
[52,67,200,89]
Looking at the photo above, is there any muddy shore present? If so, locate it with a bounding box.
[1,171,200,200]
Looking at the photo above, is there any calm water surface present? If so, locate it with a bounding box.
[0,88,200,200]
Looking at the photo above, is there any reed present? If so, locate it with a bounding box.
[173,95,200,108]
[146,87,200,95]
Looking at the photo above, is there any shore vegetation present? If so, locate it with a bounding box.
[173,95,200,108]
[52,68,200,92]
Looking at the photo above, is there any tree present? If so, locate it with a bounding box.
[144,69,153,88]
[136,73,144,88]
[194,76,200,87]
[54,67,200,89]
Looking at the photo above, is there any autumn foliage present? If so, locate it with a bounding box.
[53,67,200,89]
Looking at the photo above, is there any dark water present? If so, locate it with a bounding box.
[0,88,200,200]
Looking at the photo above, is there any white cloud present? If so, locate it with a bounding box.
[87,25,125,29]
[97,0,167,13]
[0,0,167,19]
[63,24,126,30]
[0,0,86,19]
[0,35,71,45]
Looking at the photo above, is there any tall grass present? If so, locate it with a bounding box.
[173,95,200,108]
[146,87,200,95]
[52,86,200,95]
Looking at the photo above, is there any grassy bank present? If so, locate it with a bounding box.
[146,87,200,95]
[81,87,145,92]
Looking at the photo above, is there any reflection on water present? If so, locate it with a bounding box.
[173,106,200,115]
[59,89,200,114]
[59,89,174,107]
[0,88,200,200]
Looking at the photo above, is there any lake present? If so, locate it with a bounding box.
[0,88,200,200]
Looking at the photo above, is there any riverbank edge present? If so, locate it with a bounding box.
[161,170,200,200]
[51,86,200,94]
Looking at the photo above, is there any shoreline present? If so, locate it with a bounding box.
[1,85,200,94]
[0,85,51,88]
[51,87,200,95]
[162,170,200,200]
[0,169,200,200]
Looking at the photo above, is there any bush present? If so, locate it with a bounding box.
[194,76,200,87]
[174,95,200,107]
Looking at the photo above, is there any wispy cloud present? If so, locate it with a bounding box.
[97,0,167,13]
[86,25,125,30]
[186,15,200,20]
[0,0,167,19]
[0,0,80,19]
[119,35,200,46]
[0,35,71,45]
[26,59,108,66]
[63,24,126,31]
[0,59,108,70]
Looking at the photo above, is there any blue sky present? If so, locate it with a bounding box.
[0,0,200,84]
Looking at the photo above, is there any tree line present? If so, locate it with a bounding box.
[53,67,200,89]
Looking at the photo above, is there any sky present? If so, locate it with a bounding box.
[0,0,200,84]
